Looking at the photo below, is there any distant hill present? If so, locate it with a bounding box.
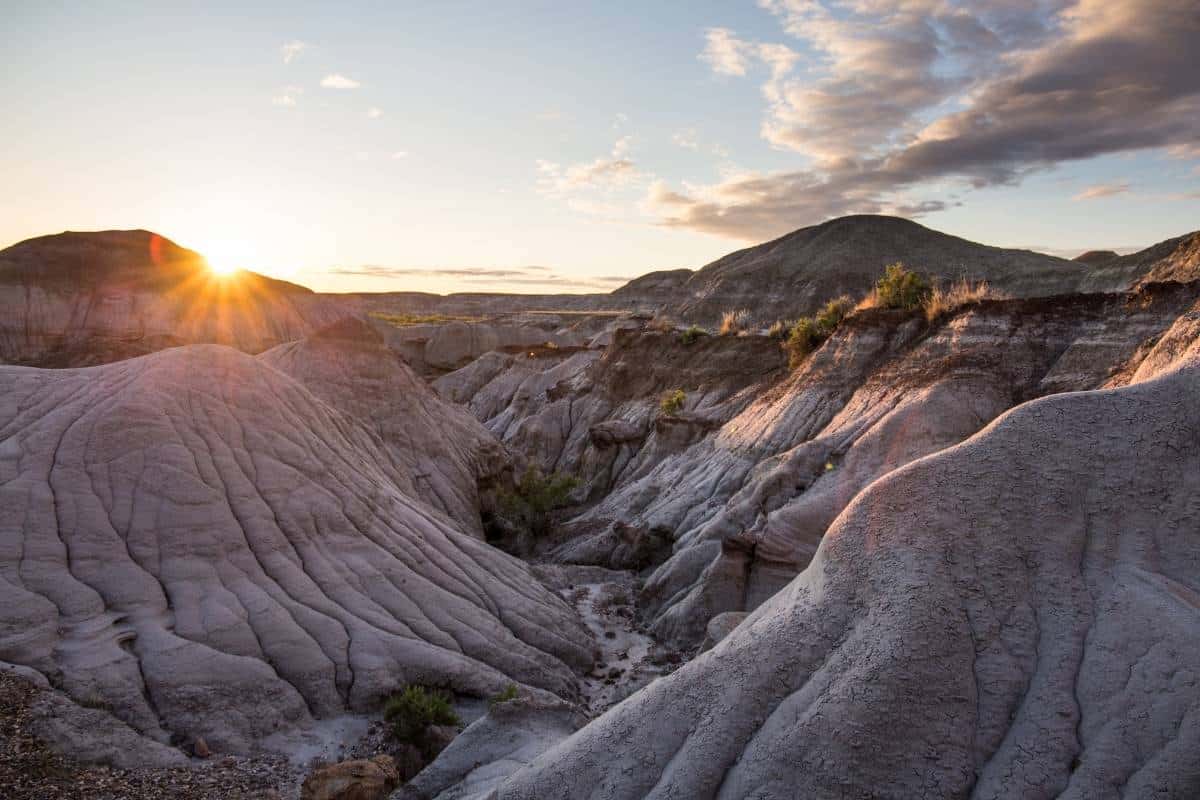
[0,229,312,295]
[1073,249,1119,265]
[0,230,342,366]
[1077,231,1200,292]
[637,215,1090,324]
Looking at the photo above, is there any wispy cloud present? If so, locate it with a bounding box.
[1074,182,1132,201]
[281,40,307,64]
[367,107,383,119]
[271,86,304,107]
[651,0,1200,241]
[672,129,700,151]
[536,137,644,214]
[320,73,361,89]
[326,263,631,290]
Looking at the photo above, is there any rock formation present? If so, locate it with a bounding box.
[488,328,1200,800]
[0,337,591,757]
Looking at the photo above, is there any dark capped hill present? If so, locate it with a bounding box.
[0,229,312,295]
[657,215,1088,324]
[0,230,343,366]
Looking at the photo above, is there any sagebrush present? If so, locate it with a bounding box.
[385,685,460,747]
[660,388,686,416]
[783,295,854,367]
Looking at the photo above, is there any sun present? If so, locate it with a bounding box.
[200,239,253,278]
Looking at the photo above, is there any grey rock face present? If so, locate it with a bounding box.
[494,346,1200,800]
[0,343,591,755]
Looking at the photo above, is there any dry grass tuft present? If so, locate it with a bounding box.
[922,278,1005,322]
[719,308,752,336]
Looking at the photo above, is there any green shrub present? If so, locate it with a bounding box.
[874,262,931,310]
[496,466,580,538]
[489,683,519,709]
[782,295,855,368]
[384,685,460,746]
[679,325,705,345]
[815,295,853,330]
[659,388,686,416]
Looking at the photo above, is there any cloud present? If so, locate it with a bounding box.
[281,40,307,64]
[652,0,1200,241]
[271,86,303,107]
[326,264,631,291]
[673,129,700,151]
[320,74,361,89]
[536,137,646,217]
[367,107,383,119]
[700,28,753,76]
[391,151,409,159]
[1073,182,1132,200]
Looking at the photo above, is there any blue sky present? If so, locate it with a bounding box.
[2,1,1197,292]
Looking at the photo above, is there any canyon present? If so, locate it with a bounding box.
[1,216,1198,799]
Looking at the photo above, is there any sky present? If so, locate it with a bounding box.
[1,0,1197,294]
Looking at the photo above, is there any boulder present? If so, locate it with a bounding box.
[301,755,399,800]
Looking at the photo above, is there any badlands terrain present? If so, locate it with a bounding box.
[1,215,1198,799]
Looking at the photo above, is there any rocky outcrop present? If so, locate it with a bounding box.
[0,342,592,757]
[434,327,786,506]
[1077,232,1200,293]
[301,755,399,800]
[441,283,1200,649]
[260,318,506,536]
[0,230,350,367]
[491,342,1200,800]
[376,321,585,375]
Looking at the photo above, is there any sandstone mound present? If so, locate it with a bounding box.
[493,347,1200,799]
[259,318,505,536]
[0,344,591,756]
[0,230,346,366]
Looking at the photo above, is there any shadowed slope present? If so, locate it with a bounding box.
[0,345,591,755]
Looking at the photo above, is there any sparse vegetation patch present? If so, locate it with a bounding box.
[680,325,706,345]
[659,388,686,416]
[369,311,481,327]
[384,685,460,747]
[783,295,854,368]
[922,278,1003,322]
[495,466,580,538]
[869,262,931,311]
[489,684,519,709]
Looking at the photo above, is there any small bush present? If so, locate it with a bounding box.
[659,388,686,416]
[489,684,519,709]
[495,466,580,538]
[815,295,853,330]
[679,325,706,345]
[385,685,460,747]
[874,262,931,310]
[719,308,751,336]
[782,295,855,368]
[922,278,1002,322]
